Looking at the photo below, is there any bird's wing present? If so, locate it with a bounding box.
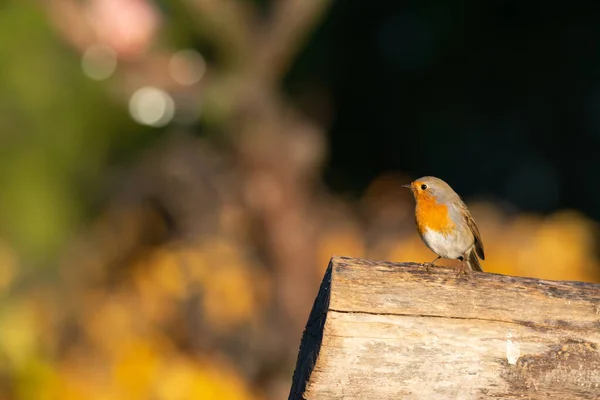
[456,200,485,260]
[466,213,485,260]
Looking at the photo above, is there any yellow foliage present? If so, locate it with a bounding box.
[202,262,258,331]
[133,246,191,325]
[529,211,599,281]
[317,228,365,274]
[145,248,189,300]
[112,338,162,400]
[51,370,117,400]
[156,237,264,331]
[84,293,138,357]
[198,238,247,275]
[13,358,60,400]
[178,247,210,285]
[0,240,18,293]
[155,357,258,400]
[0,299,39,369]
[387,235,441,266]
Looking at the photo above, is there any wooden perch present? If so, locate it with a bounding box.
[288,256,600,400]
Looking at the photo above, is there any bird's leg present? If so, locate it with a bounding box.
[455,256,470,278]
[425,256,441,272]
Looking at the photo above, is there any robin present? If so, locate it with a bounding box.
[403,176,485,274]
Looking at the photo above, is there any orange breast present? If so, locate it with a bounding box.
[414,193,455,235]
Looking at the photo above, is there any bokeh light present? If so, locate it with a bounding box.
[169,50,206,86]
[129,86,175,127]
[81,44,118,80]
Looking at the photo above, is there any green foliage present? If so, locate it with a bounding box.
[0,2,149,266]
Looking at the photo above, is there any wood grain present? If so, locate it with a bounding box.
[289,256,600,400]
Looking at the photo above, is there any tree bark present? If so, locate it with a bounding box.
[289,256,600,400]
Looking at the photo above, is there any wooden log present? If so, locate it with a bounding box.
[288,256,600,400]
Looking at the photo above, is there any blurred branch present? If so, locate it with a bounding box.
[187,0,257,68]
[188,0,331,83]
[192,0,333,345]
[252,0,332,85]
[192,0,333,125]
[188,0,334,345]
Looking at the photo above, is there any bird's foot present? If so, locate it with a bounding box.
[455,260,471,278]
[424,256,441,273]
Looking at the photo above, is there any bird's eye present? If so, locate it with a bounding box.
[421,184,427,190]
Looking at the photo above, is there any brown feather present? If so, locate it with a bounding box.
[466,213,485,260]
[467,247,484,272]
[455,200,485,261]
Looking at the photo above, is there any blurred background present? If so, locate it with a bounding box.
[1,0,600,399]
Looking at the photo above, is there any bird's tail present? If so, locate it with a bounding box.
[467,248,484,272]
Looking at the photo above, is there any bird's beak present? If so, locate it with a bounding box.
[402,183,412,189]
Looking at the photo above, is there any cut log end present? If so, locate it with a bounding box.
[289,256,600,400]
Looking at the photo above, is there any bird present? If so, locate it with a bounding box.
[403,176,485,274]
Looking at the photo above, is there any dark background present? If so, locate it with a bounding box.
[289,0,600,216]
